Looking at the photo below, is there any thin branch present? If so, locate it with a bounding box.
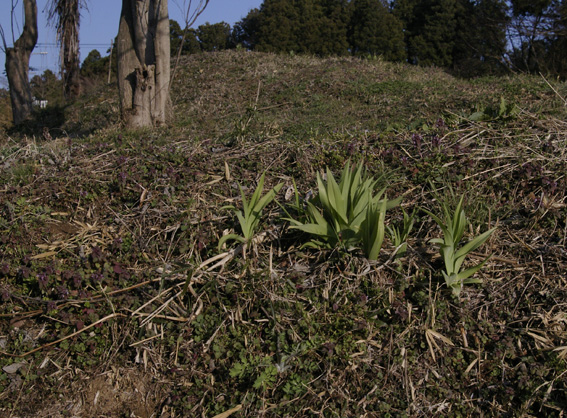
[0,24,7,52]
[170,0,210,88]
[0,313,127,358]
[11,0,21,45]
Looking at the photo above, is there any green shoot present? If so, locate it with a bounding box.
[387,208,415,258]
[424,196,496,297]
[219,173,283,251]
[286,161,400,260]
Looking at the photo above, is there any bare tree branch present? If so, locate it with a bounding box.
[170,0,210,87]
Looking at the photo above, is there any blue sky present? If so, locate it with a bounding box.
[0,0,262,87]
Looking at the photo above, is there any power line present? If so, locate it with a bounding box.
[35,42,111,47]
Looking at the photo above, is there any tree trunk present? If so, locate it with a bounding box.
[61,0,81,99]
[117,0,171,128]
[5,0,38,126]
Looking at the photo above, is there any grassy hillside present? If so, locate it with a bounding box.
[1,50,566,417]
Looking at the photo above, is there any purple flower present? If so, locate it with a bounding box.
[322,342,336,356]
[432,135,441,147]
[73,274,82,288]
[0,263,9,275]
[57,285,69,299]
[37,272,49,290]
[18,266,31,279]
[347,142,356,155]
[411,133,422,149]
[90,272,104,283]
[543,178,558,194]
[90,246,104,262]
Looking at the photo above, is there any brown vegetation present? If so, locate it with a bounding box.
[0,51,566,417]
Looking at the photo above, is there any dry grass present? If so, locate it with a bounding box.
[0,50,566,417]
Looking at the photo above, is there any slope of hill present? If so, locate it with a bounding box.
[1,50,566,417]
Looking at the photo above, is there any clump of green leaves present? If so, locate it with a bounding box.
[468,97,520,122]
[286,162,400,260]
[387,208,415,258]
[218,172,283,250]
[424,196,496,296]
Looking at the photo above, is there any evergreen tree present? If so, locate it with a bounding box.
[197,22,232,52]
[256,0,301,53]
[170,19,201,56]
[30,69,63,103]
[232,8,262,50]
[394,0,462,67]
[81,50,106,77]
[319,0,350,55]
[543,1,567,77]
[511,0,553,16]
[348,0,405,60]
[453,0,509,76]
[295,0,327,54]
[254,0,349,56]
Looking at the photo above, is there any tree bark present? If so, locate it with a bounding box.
[117,0,170,128]
[4,0,38,126]
[60,0,81,99]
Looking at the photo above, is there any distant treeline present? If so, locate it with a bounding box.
[81,0,567,79]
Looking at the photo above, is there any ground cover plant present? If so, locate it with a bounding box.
[218,172,283,256]
[424,195,496,297]
[285,161,401,259]
[0,50,566,417]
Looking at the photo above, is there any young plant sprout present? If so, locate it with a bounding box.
[218,172,283,253]
[424,196,496,296]
[286,161,400,260]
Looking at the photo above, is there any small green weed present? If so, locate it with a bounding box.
[219,172,283,252]
[387,208,415,258]
[468,97,520,122]
[424,196,496,296]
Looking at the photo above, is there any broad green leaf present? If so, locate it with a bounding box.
[249,172,266,211]
[286,161,401,256]
[454,228,496,261]
[235,211,248,237]
[364,198,387,260]
[306,201,328,227]
[239,184,250,218]
[440,244,456,275]
[428,195,496,295]
[498,97,507,118]
[254,183,283,214]
[218,233,246,251]
[293,223,333,238]
[422,208,450,239]
[222,173,282,248]
[338,163,352,208]
[457,256,490,280]
[326,169,348,226]
[385,195,402,210]
[316,172,330,214]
